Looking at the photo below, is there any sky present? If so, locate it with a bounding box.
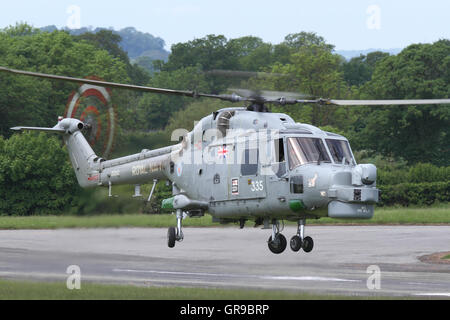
[0,0,449,51]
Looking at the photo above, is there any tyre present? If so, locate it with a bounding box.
[167,227,176,248]
[268,234,287,254]
[302,236,314,253]
[290,235,302,252]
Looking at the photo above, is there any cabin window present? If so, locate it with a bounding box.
[241,148,259,176]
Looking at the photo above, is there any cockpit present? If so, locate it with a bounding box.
[284,136,355,171]
[325,139,355,165]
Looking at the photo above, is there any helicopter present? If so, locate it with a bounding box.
[1,66,449,255]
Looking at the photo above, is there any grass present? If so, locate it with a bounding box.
[308,204,450,225]
[0,279,399,300]
[0,214,218,230]
[442,254,450,260]
[0,204,448,230]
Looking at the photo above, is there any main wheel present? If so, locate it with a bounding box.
[167,227,176,248]
[290,235,302,252]
[268,234,287,254]
[302,236,314,253]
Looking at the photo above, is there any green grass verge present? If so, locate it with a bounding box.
[0,279,399,300]
[0,214,218,230]
[442,254,450,260]
[0,205,448,230]
[308,205,450,225]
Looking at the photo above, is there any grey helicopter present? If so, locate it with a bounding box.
[1,66,449,254]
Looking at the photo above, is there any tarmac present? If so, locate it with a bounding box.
[0,226,449,298]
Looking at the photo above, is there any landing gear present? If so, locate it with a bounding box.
[267,220,287,254]
[290,219,314,253]
[167,209,184,248]
[167,227,176,248]
[302,236,314,253]
[290,235,302,252]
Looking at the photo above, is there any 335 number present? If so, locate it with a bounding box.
[251,180,264,192]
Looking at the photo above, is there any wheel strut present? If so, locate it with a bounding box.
[167,209,184,248]
[176,209,184,241]
[290,218,314,253]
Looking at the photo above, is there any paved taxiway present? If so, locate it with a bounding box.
[0,226,449,297]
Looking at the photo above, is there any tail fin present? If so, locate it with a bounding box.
[11,118,99,188]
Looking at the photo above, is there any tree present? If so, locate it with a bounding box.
[75,29,150,85]
[0,24,130,138]
[0,132,81,215]
[164,34,233,72]
[358,40,450,165]
[136,67,211,130]
[282,32,334,52]
[342,51,389,86]
[247,44,351,128]
[227,36,274,71]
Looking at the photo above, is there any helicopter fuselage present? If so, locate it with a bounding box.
[69,107,378,224]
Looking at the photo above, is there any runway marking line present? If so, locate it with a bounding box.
[413,293,450,297]
[112,268,360,283]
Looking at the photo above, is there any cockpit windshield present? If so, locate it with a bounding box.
[287,137,331,170]
[326,139,355,165]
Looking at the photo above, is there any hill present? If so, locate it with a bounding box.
[335,48,402,60]
[41,25,169,72]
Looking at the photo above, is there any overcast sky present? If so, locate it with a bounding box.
[1,0,449,50]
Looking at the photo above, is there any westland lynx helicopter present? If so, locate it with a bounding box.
[2,66,449,254]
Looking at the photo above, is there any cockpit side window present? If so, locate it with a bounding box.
[273,138,286,177]
[276,138,285,162]
[326,139,355,165]
[287,137,331,170]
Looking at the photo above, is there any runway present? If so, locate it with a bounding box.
[0,226,449,298]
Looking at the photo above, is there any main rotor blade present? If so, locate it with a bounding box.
[2,66,449,106]
[327,99,450,106]
[0,66,252,103]
[0,66,198,97]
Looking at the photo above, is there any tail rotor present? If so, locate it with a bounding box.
[65,78,116,159]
